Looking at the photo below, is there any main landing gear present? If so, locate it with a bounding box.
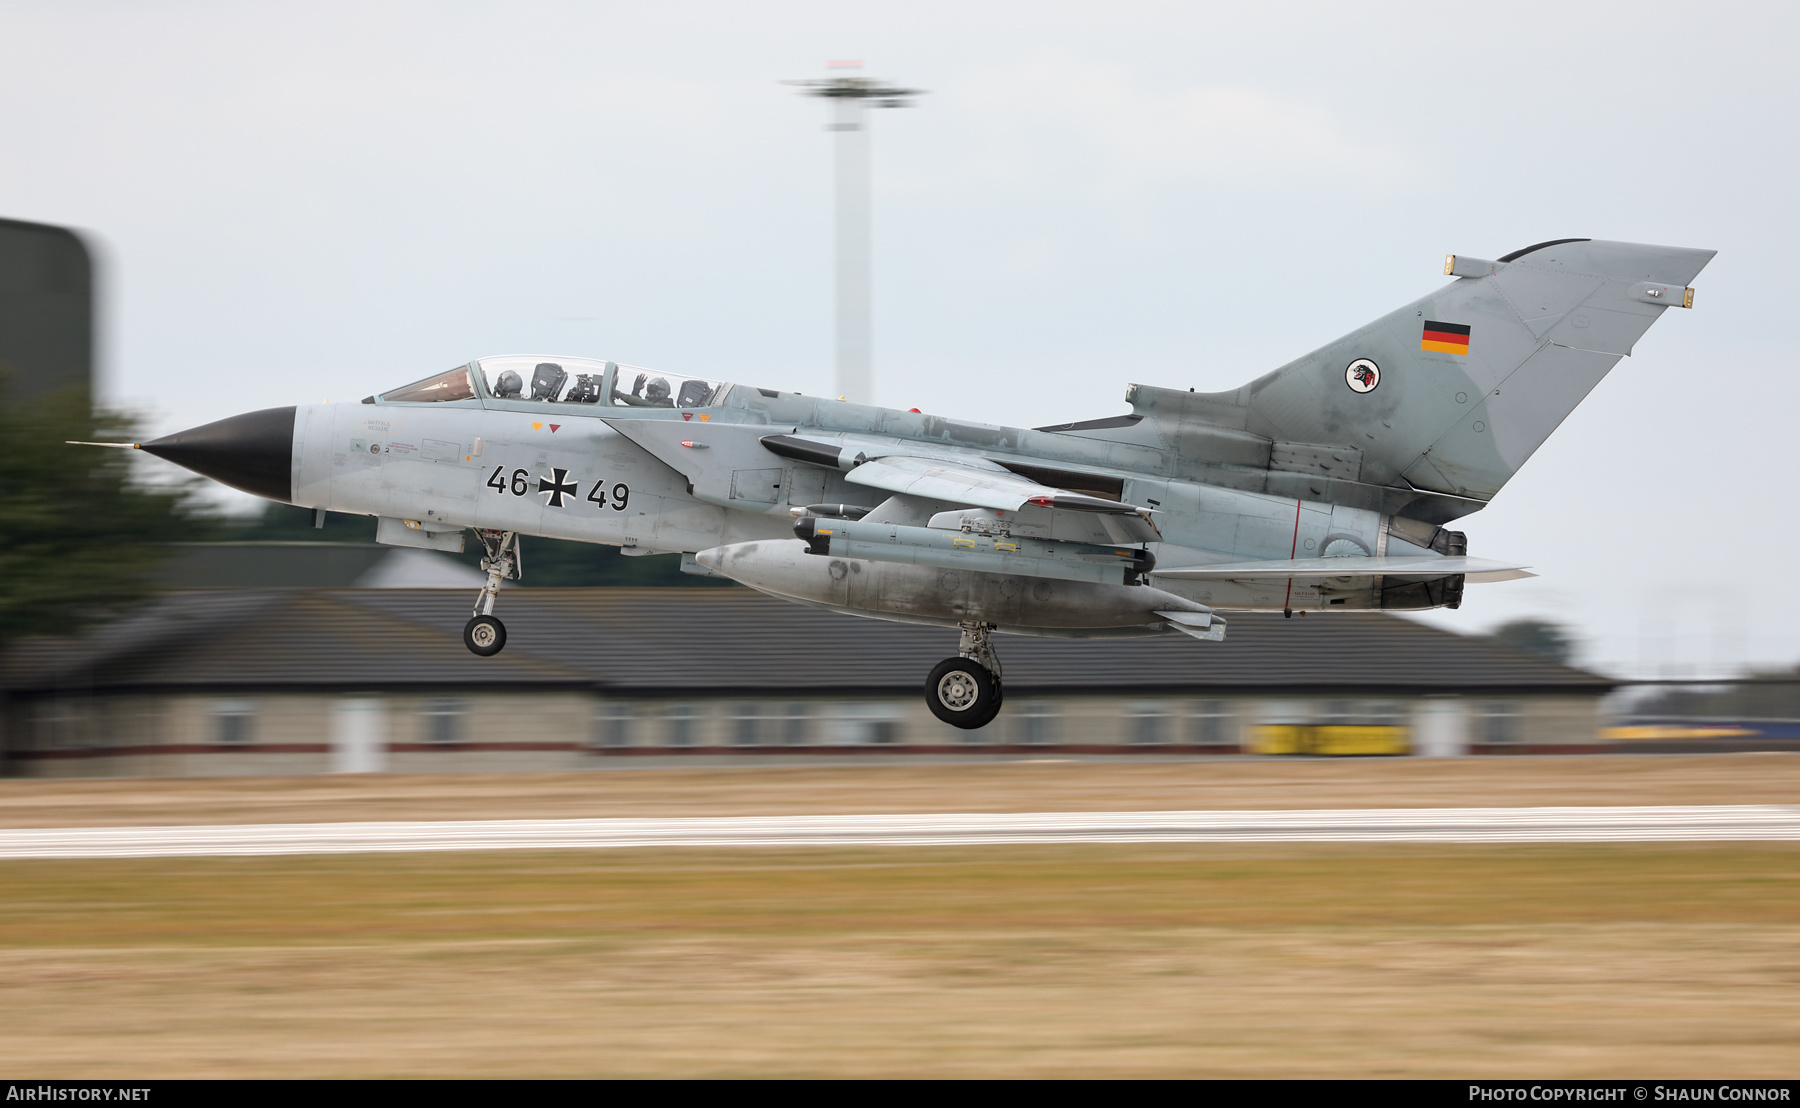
[464,529,519,656]
[926,621,1004,730]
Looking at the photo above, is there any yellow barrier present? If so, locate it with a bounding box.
[1599,725,1757,741]
[1251,725,1411,756]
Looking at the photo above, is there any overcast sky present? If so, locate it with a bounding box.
[2,0,1794,675]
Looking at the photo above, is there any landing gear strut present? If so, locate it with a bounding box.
[464,529,519,656]
[926,621,1004,730]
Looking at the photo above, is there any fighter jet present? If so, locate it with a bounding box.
[115,237,1712,728]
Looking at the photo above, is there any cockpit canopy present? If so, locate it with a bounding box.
[475,356,615,405]
[377,356,727,409]
[378,365,478,404]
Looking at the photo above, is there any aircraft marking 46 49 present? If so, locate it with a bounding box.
[486,465,628,510]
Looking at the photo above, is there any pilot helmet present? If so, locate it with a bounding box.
[494,370,523,398]
[644,377,671,402]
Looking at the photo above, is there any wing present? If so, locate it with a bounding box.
[603,420,1162,542]
[844,454,1161,543]
[1152,555,1533,583]
[847,454,1056,510]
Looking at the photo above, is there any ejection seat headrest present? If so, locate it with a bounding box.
[529,362,567,401]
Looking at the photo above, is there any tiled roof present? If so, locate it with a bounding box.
[2,588,1613,697]
[2,591,585,693]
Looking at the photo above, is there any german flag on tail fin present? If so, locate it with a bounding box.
[1421,320,1471,355]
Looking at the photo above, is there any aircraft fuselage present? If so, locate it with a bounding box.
[282,375,1415,634]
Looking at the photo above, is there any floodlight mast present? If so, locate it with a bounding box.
[787,66,921,405]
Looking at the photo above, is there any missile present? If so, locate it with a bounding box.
[797,503,871,520]
[792,515,1154,586]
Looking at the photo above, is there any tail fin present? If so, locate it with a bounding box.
[1130,238,1714,507]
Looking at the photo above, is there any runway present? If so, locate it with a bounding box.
[0,805,1797,858]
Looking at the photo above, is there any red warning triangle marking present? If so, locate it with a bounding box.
[682,411,693,421]
[549,424,561,432]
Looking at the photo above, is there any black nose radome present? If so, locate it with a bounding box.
[141,406,296,503]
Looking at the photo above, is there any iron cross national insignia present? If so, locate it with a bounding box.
[537,468,578,508]
[1345,358,1380,393]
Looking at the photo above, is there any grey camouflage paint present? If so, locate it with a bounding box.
[286,237,1713,636]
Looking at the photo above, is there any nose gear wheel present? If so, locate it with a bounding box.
[463,529,520,656]
[463,614,506,656]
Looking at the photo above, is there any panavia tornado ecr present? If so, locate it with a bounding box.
[111,237,1713,728]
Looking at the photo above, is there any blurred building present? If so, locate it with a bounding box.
[0,588,1616,777]
[0,216,92,400]
[153,542,489,589]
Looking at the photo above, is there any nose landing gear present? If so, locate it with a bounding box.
[464,529,519,656]
[926,621,1004,730]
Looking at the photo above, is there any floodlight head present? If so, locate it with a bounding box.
[783,75,924,106]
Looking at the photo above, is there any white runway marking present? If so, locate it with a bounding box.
[0,806,1796,858]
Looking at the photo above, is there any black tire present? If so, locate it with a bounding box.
[463,614,507,656]
[966,680,1004,730]
[926,657,998,729]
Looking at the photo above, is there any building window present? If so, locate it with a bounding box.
[593,703,635,748]
[419,699,464,745]
[731,703,810,746]
[1475,701,1520,745]
[34,700,93,750]
[730,703,765,746]
[776,703,809,746]
[109,702,163,748]
[211,699,257,745]
[822,703,903,745]
[1363,700,1404,726]
[1013,702,1058,745]
[1185,700,1233,746]
[665,704,696,747]
[1319,699,1404,726]
[1129,702,1170,745]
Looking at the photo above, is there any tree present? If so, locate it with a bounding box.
[1488,618,1575,665]
[0,387,206,641]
